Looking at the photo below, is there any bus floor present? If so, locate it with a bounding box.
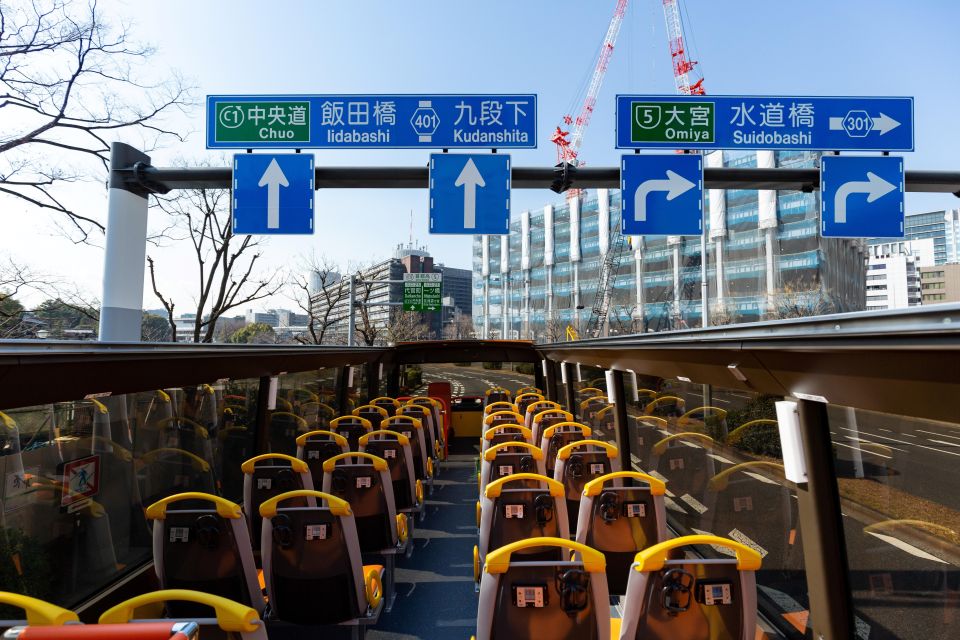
[369,437,479,639]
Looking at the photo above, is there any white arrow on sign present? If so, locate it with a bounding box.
[633,170,697,222]
[258,158,289,229]
[455,158,485,229]
[833,172,897,223]
[828,113,901,136]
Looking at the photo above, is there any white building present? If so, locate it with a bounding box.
[865,239,935,310]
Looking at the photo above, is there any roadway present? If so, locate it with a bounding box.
[415,363,535,397]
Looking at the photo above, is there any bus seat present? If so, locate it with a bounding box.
[321,452,402,554]
[353,404,389,431]
[523,400,561,429]
[530,409,574,447]
[475,474,570,585]
[359,429,421,513]
[241,454,314,547]
[513,392,545,417]
[382,415,431,482]
[100,589,268,639]
[481,423,532,453]
[145,493,264,614]
[540,422,592,477]
[295,430,349,490]
[259,491,384,625]
[483,411,525,433]
[484,401,517,416]
[399,403,441,466]
[650,433,717,526]
[617,535,761,640]
[483,388,512,407]
[553,440,621,534]
[371,396,401,417]
[575,472,669,596]
[329,415,373,451]
[475,537,610,640]
[479,442,546,494]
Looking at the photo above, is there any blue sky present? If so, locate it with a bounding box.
[3,0,959,308]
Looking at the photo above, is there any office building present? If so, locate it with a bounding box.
[892,209,960,265]
[920,263,960,305]
[473,151,867,341]
[865,239,934,310]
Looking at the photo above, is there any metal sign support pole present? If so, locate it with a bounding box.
[347,274,356,347]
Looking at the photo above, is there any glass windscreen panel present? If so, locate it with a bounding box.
[267,368,341,455]
[626,375,807,639]
[827,406,960,640]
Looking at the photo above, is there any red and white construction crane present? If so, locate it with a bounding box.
[662,0,705,95]
[552,0,628,200]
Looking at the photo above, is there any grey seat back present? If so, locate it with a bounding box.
[553,440,621,534]
[399,404,438,463]
[540,422,591,476]
[295,430,349,490]
[321,452,397,553]
[330,415,372,451]
[479,473,570,562]
[383,414,430,481]
[480,441,546,492]
[241,454,313,546]
[360,429,419,512]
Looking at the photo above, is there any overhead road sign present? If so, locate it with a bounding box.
[233,154,314,235]
[207,94,537,149]
[621,154,702,236]
[616,95,914,151]
[429,153,510,235]
[403,273,442,312]
[821,156,904,238]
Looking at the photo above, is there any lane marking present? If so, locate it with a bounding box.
[866,531,949,564]
[918,429,960,442]
[833,441,891,460]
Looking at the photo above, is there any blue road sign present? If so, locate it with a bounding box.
[207,95,537,149]
[233,154,314,235]
[821,156,904,239]
[621,154,703,236]
[429,154,510,235]
[615,95,914,151]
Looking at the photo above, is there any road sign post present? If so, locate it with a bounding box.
[429,153,510,235]
[403,273,442,311]
[233,154,315,235]
[616,95,914,151]
[208,95,537,149]
[821,156,904,238]
[620,154,703,236]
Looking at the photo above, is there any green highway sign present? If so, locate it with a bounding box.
[213,100,311,145]
[402,273,442,311]
[629,101,715,145]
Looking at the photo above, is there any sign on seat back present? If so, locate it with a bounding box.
[295,430,349,490]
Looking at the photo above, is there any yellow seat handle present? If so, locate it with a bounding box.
[371,396,401,407]
[634,535,762,572]
[331,415,373,429]
[322,452,388,473]
[515,392,544,403]
[483,411,524,425]
[382,415,422,429]
[485,388,512,397]
[679,406,728,423]
[0,411,18,430]
[0,592,79,626]
[359,429,411,447]
[485,537,605,574]
[139,448,210,472]
[483,424,532,441]
[270,411,308,428]
[596,406,615,419]
[241,453,309,474]
[525,401,561,415]
[483,441,544,462]
[396,513,409,543]
[473,545,481,583]
[633,415,668,427]
[259,489,350,518]
[652,432,715,456]
[708,462,785,492]
[295,429,348,448]
[485,473,564,499]
[644,396,685,415]
[415,479,424,505]
[583,471,666,497]
[484,402,517,415]
[99,589,260,632]
[725,419,778,445]
[364,569,383,609]
[146,492,242,520]
[353,405,389,418]
[556,439,618,461]
[542,422,592,439]
[533,409,573,424]
[579,396,608,411]
[578,387,603,395]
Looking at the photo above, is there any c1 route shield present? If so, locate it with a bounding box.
[616,95,914,151]
[232,154,314,235]
[429,153,510,235]
[207,94,537,149]
[821,156,904,239]
[621,154,703,236]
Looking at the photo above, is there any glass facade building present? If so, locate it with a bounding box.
[891,209,960,265]
[473,150,867,340]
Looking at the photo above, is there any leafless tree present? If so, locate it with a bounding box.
[386,309,432,344]
[147,181,282,343]
[353,278,381,346]
[769,285,837,319]
[286,253,347,345]
[443,313,475,340]
[0,0,191,243]
[0,255,99,337]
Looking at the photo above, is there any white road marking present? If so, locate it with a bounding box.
[918,429,960,442]
[833,441,891,459]
[839,429,908,452]
[849,428,960,458]
[927,439,960,447]
[866,531,949,564]
[707,454,735,464]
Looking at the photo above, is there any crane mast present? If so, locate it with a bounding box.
[663,0,705,95]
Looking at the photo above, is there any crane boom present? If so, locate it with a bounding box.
[662,0,705,95]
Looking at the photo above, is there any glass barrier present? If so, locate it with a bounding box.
[827,406,960,640]
[267,369,340,455]
[625,375,808,639]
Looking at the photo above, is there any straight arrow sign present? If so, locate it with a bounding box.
[455,158,485,229]
[834,172,896,223]
[258,158,289,229]
[633,170,696,222]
